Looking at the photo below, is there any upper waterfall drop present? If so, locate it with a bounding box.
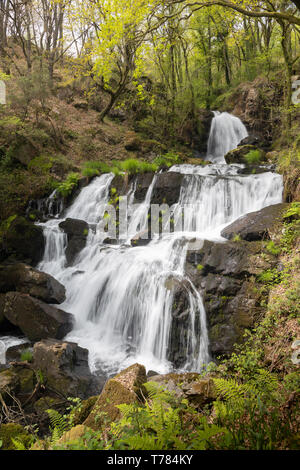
[207,111,248,163]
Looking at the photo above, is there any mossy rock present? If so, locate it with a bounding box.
[2,216,45,265]
[84,379,137,431]
[56,425,92,448]
[0,423,33,450]
[70,396,98,426]
[33,396,65,415]
[11,366,36,395]
[0,368,20,400]
[225,145,266,165]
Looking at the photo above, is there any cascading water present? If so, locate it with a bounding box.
[0,111,277,376]
[207,112,248,163]
[35,160,283,376]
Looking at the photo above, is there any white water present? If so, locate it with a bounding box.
[207,112,248,163]
[35,162,283,376]
[1,113,283,375]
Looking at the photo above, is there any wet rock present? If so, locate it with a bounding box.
[185,239,278,357]
[3,292,74,341]
[1,217,45,266]
[59,218,89,266]
[33,339,94,399]
[84,363,147,430]
[221,204,288,241]
[166,278,196,369]
[0,263,66,304]
[5,342,32,363]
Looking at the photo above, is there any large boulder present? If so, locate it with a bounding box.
[1,217,45,265]
[2,292,74,341]
[84,363,147,430]
[185,239,279,357]
[59,218,89,266]
[0,263,66,304]
[33,339,95,399]
[221,204,288,242]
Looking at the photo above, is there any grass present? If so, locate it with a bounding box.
[244,149,263,165]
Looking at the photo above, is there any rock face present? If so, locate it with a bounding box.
[178,109,214,152]
[1,217,45,265]
[134,172,183,206]
[184,239,279,357]
[2,292,74,341]
[59,218,89,266]
[84,363,147,430]
[230,76,283,143]
[221,204,288,241]
[33,339,94,399]
[0,263,66,304]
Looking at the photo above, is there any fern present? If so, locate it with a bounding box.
[46,409,69,445]
[11,438,27,450]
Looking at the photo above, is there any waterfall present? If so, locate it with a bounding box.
[207,111,248,163]
[35,163,283,376]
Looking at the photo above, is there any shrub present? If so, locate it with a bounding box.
[244,149,263,165]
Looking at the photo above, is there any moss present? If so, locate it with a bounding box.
[84,379,137,430]
[70,396,98,426]
[0,423,33,450]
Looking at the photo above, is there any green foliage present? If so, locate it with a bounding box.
[46,409,70,446]
[244,149,263,165]
[20,349,33,363]
[56,172,80,198]
[265,241,281,256]
[257,268,282,285]
[153,152,182,169]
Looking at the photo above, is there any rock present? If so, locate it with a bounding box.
[224,144,265,164]
[178,109,214,152]
[221,204,288,242]
[33,339,94,399]
[185,239,279,357]
[3,292,74,341]
[181,377,216,406]
[151,172,184,206]
[0,293,13,332]
[239,135,260,147]
[57,425,91,447]
[59,218,89,266]
[1,217,45,265]
[10,364,36,394]
[0,423,33,450]
[70,396,98,426]
[150,372,216,407]
[5,342,32,362]
[0,368,20,401]
[0,263,66,304]
[84,363,147,430]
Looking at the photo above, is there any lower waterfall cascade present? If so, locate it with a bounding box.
[35,165,283,376]
[0,114,284,376]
